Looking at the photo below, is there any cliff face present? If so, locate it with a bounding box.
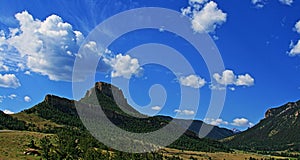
[84,82,127,106]
[264,101,300,119]
[82,82,139,116]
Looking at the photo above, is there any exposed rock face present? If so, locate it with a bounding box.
[264,101,300,119]
[265,109,273,118]
[94,82,114,98]
[85,82,127,106]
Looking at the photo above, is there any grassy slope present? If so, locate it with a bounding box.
[0,131,52,160]
[0,130,296,160]
[12,112,62,129]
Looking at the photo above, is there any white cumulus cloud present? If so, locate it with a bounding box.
[289,21,300,56]
[279,0,293,5]
[213,70,236,85]
[289,40,300,56]
[84,41,99,55]
[205,117,254,128]
[104,54,142,79]
[251,0,265,8]
[211,69,254,90]
[24,71,31,75]
[235,74,255,86]
[295,20,300,34]
[151,106,162,111]
[204,118,229,126]
[24,96,31,102]
[5,11,84,81]
[231,118,254,127]
[174,109,195,115]
[179,74,206,89]
[0,74,21,88]
[182,1,227,33]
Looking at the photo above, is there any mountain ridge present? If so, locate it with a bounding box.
[0,81,233,153]
[225,99,300,151]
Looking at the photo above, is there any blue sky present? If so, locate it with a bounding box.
[0,0,299,130]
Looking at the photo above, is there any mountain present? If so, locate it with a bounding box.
[78,82,232,151]
[224,100,300,151]
[80,82,234,140]
[5,82,232,152]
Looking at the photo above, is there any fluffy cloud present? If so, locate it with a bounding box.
[213,70,235,85]
[24,96,31,102]
[24,71,31,75]
[84,41,98,55]
[231,118,254,127]
[182,1,227,33]
[212,69,254,90]
[174,109,195,115]
[2,10,142,82]
[151,106,162,111]
[204,117,254,128]
[289,20,300,56]
[8,94,17,99]
[204,118,229,126]
[0,74,21,88]
[235,74,255,86]
[104,54,142,79]
[179,74,206,89]
[295,20,300,34]
[251,0,265,8]
[5,11,84,81]
[3,109,14,114]
[279,0,293,5]
[289,40,300,56]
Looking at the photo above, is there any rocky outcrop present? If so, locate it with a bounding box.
[265,101,300,119]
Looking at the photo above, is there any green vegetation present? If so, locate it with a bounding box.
[0,82,232,159]
[23,96,84,129]
[225,100,300,152]
[0,111,27,130]
[0,131,48,160]
[1,82,300,159]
